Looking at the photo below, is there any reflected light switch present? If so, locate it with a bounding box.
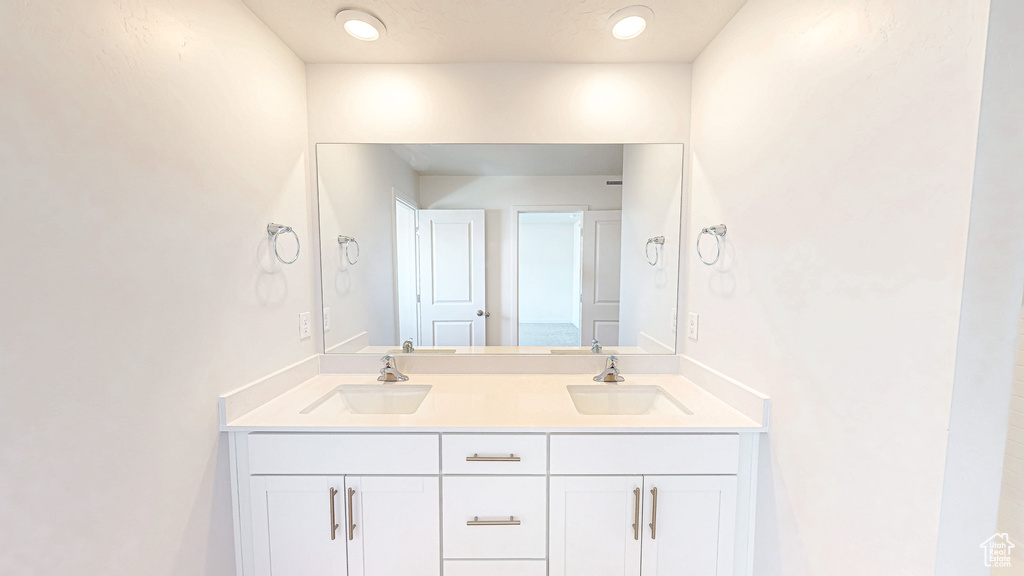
[687,313,699,341]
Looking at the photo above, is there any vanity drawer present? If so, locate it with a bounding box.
[247,433,439,475]
[443,560,547,576]
[442,476,547,559]
[549,434,739,475]
[442,434,547,475]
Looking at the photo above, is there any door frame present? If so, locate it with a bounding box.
[510,205,588,346]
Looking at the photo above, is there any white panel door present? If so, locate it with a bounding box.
[640,476,737,576]
[250,476,346,576]
[582,210,622,346]
[550,475,642,576]
[346,476,441,576]
[418,210,486,346]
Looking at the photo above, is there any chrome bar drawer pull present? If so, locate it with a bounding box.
[649,487,658,539]
[632,487,641,541]
[466,453,521,462]
[347,488,357,541]
[467,516,521,526]
[329,487,339,541]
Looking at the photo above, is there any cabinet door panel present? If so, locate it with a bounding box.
[250,476,346,576]
[550,476,642,576]
[641,476,737,576]
[346,476,440,576]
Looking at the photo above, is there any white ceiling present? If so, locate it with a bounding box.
[240,0,748,63]
[389,144,624,176]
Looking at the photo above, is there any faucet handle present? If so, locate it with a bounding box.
[606,355,618,367]
[381,355,395,367]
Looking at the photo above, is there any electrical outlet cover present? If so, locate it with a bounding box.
[299,312,311,340]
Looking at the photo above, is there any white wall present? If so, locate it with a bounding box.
[307,64,691,145]
[420,176,621,345]
[0,1,312,574]
[619,144,684,351]
[317,144,419,350]
[995,303,1024,551]
[519,218,580,325]
[685,1,989,574]
[934,0,1024,572]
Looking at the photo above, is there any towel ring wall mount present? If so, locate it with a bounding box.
[267,223,300,265]
[338,235,360,265]
[696,224,727,266]
[645,236,666,266]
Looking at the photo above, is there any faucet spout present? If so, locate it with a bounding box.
[593,355,624,383]
[378,355,409,382]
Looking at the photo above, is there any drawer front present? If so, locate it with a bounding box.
[443,560,546,576]
[247,433,439,475]
[442,476,547,559]
[549,434,739,475]
[442,435,547,475]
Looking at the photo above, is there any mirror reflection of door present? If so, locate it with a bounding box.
[394,197,420,346]
[581,210,622,346]
[416,209,486,346]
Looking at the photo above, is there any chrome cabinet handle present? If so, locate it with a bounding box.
[467,516,521,526]
[649,487,658,539]
[466,453,521,462]
[347,488,356,541]
[330,487,339,541]
[632,487,641,541]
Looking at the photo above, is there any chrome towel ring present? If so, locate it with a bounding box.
[267,223,300,265]
[696,224,727,266]
[645,236,666,266]
[338,235,360,265]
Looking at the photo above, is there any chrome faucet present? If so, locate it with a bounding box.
[593,355,624,383]
[402,339,414,353]
[378,355,409,382]
[591,339,602,354]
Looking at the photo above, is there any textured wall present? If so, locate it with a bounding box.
[0,1,312,574]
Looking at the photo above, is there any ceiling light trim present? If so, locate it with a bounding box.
[336,9,387,41]
[608,5,655,40]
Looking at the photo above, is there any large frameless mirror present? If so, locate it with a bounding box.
[316,143,683,355]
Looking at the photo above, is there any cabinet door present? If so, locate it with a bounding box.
[640,476,737,576]
[249,476,346,576]
[550,475,643,576]
[346,476,440,576]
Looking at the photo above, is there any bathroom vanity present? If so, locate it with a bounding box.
[221,369,768,576]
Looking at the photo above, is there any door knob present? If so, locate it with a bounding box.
[476,310,490,317]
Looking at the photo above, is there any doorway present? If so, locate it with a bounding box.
[517,211,584,346]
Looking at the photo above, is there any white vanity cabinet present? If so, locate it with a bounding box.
[548,475,737,576]
[230,431,758,576]
[243,433,441,576]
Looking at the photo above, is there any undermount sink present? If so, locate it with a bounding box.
[566,385,693,416]
[301,384,432,415]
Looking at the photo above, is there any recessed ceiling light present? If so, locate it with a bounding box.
[609,6,654,40]
[336,9,386,41]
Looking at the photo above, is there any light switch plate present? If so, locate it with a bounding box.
[687,313,699,341]
[299,312,311,340]
[323,308,331,332]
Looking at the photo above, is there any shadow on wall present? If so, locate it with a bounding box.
[170,433,237,576]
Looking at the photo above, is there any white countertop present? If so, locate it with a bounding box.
[223,373,764,433]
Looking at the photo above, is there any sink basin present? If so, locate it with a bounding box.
[549,349,618,355]
[301,384,432,415]
[566,385,692,416]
